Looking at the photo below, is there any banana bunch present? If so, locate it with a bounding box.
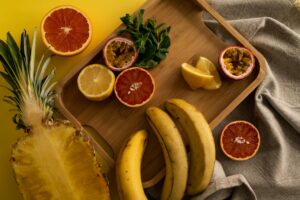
[165,99,216,195]
[115,99,216,199]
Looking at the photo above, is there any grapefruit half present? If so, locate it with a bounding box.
[220,120,260,161]
[114,67,155,107]
[41,6,92,56]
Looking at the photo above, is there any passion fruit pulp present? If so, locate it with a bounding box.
[219,46,255,80]
[103,37,138,71]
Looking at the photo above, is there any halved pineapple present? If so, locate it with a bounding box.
[0,30,111,199]
[12,125,110,200]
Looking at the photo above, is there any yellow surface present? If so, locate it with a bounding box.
[0,0,145,199]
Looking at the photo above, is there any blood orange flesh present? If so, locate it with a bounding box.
[114,67,155,107]
[41,6,91,56]
[220,120,260,160]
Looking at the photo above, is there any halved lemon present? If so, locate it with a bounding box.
[181,63,214,90]
[77,64,115,101]
[196,57,222,90]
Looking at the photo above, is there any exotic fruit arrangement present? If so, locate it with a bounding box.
[1,0,265,199]
[0,30,110,199]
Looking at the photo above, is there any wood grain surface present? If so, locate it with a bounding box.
[56,0,267,187]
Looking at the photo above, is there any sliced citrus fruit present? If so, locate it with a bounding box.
[196,57,222,90]
[181,63,214,90]
[114,67,155,107]
[77,64,115,101]
[103,37,138,71]
[219,46,255,80]
[41,6,92,56]
[220,120,260,161]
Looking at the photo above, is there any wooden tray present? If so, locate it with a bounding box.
[56,0,266,187]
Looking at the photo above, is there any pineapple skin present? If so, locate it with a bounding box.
[11,124,111,200]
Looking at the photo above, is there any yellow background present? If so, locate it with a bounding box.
[0,0,145,199]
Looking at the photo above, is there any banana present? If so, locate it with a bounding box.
[165,99,216,196]
[116,129,148,200]
[146,107,188,200]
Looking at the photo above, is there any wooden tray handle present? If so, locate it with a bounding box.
[193,0,252,49]
[55,89,115,169]
[193,0,267,75]
[193,0,267,129]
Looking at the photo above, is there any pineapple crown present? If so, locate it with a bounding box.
[0,29,56,131]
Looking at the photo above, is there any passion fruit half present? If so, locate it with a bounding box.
[219,46,255,80]
[103,37,138,71]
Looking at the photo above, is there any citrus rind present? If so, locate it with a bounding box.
[220,120,260,161]
[77,64,115,101]
[41,6,92,56]
[114,67,155,107]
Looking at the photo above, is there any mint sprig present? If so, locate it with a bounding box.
[119,9,171,69]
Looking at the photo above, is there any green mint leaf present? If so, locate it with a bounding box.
[120,14,133,26]
[119,9,171,69]
[134,9,144,30]
[137,59,158,68]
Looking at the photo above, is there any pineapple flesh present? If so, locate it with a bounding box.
[0,30,111,199]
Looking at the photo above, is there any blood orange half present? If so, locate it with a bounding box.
[114,67,155,107]
[41,6,92,56]
[220,120,260,161]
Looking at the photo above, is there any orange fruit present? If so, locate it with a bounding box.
[103,37,138,71]
[220,120,260,161]
[114,67,155,107]
[219,46,255,80]
[41,6,92,56]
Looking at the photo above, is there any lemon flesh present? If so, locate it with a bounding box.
[196,57,222,90]
[181,63,214,90]
[77,64,115,101]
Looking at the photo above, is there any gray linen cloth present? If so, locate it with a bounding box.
[193,0,300,199]
[146,0,300,199]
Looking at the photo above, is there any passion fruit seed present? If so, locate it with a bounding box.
[106,40,136,69]
[223,48,253,76]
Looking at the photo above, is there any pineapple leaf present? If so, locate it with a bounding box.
[29,30,37,82]
[0,71,18,91]
[0,40,20,83]
[20,30,31,77]
[0,29,56,130]
[12,114,26,130]
[7,32,23,71]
